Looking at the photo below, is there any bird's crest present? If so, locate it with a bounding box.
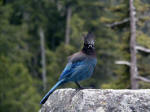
[84,31,95,46]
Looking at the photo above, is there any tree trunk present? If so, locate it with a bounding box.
[39,27,47,91]
[129,0,139,89]
[65,6,72,45]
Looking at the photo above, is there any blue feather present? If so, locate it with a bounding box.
[59,62,73,80]
[59,59,86,80]
[40,79,65,104]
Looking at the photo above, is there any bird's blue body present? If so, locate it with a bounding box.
[40,31,97,104]
[59,52,97,82]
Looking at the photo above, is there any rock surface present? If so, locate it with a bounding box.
[40,89,150,112]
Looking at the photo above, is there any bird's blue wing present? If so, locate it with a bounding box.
[59,61,85,80]
[59,52,87,80]
[59,62,73,80]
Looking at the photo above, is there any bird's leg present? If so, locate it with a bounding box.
[75,82,84,89]
[75,82,94,89]
[75,82,93,89]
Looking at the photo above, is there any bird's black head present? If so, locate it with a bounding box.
[82,31,96,55]
[84,31,95,47]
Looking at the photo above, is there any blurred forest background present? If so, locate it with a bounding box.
[1,0,150,111]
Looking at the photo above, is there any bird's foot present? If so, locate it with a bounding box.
[75,82,94,90]
[77,86,94,89]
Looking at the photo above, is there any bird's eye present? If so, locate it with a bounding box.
[88,40,95,45]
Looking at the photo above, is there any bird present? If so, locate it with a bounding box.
[40,31,97,104]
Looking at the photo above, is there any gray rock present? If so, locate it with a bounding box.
[40,89,150,112]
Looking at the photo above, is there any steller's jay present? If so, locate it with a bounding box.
[40,31,97,104]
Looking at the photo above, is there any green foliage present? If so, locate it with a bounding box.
[0,57,40,112]
[137,31,150,48]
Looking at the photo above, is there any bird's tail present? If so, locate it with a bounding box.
[40,79,66,104]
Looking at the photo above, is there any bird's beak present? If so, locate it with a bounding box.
[88,44,94,48]
[88,45,92,48]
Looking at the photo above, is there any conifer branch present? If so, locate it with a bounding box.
[136,76,150,83]
[106,18,129,27]
[115,61,131,66]
[136,46,150,53]
[107,15,150,28]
